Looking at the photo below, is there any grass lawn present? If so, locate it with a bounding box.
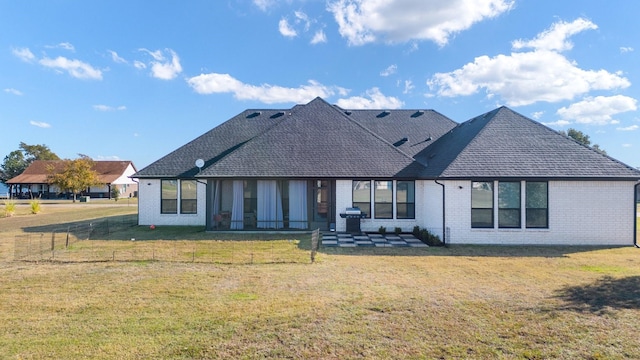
[1,203,640,359]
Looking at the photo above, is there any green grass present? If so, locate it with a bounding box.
[1,203,640,359]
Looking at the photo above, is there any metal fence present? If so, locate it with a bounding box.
[13,222,320,265]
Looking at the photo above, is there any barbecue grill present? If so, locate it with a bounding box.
[340,207,367,234]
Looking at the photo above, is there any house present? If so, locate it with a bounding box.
[7,160,138,199]
[133,97,640,245]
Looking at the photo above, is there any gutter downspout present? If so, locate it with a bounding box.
[434,179,446,246]
[635,181,639,248]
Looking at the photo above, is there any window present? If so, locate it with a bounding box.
[180,180,197,214]
[526,182,548,228]
[471,181,493,228]
[396,181,415,219]
[352,180,371,218]
[374,180,393,219]
[161,179,178,214]
[498,181,520,228]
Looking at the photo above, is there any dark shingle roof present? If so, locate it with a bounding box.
[134,99,640,181]
[198,98,431,178]
[416,107,640,179]
[134,109,288,178]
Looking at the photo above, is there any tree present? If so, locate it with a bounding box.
[0,150,27,184]
[559,128,607,155]
[0,143,59,184]
[47,158,101,202]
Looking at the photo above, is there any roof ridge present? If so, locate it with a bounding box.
[331,105,426,165]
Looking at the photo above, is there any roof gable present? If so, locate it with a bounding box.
[198,97,424,178]
[417,107,640,179]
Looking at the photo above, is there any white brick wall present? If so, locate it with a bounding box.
[443,180,637,245]
[334,180,443,235]
[138,179,206,226]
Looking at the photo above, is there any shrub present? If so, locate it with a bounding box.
[4,200,16,217]
[394,227,402,235]
[415,227,444,246]
[30,200,41,214]
[111,187,120,202]
[378,226,387,235]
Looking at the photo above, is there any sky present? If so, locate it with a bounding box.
[1,0,639,171]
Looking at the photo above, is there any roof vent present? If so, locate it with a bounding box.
[411,110,425,118]
[393,137,408,147]
[246,111,262,118]
[344,111,352,115]
[377,111,391,118]
[270,111,285,119]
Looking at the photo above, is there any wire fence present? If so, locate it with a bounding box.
[12,219,320,265]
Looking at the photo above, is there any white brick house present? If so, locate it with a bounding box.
[134,98,640,246]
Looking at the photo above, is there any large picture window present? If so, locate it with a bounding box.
[374,180,393,219]
[471,181,493,228]
[161,179,178,214]
[498,181,521,228]
[526,182,548,228]
[396,181,415,219]
[180,180,197,214]
[352,180,371,218]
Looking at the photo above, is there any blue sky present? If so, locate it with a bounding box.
[1,0,639,170]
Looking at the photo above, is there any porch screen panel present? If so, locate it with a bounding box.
[498,181,520,228]
[257,180,284,229]
[180,180,197,214]
[396,181,415,219]
[352,181,371,218]
[161,180,177,214]
[288,180,308,229]
[526,182,548,228]
[374,180,393,219]
[230,180,244,229]
[471,181,493,228]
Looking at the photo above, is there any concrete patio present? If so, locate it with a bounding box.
[321,232,428,248]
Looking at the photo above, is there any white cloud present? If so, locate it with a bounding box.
[427,19,630,106]
[531,111,544,120]
[139,48,182,80]
[328,0,513,46]
[279,18,297,37]
[557,95,638,125]
[108,50,127,64]
[622,143,632,148]
[542,119,571,127]
[335,87,403,109]
[616,124,639,131]
[512,18,597,52]
[311,30,327,44]
[30,120,51,128]
[4,88,23,96]
[39,56,103,80]
[133,60,146,69]
[94,155,122,161]
[12,47,35,62]
[46,42,75,51]
[620,46,634,53]
[187,73,345,104]
[380,64,397,77]
[403,80,414,94]
[93,104,126,111]
[295,11,311,31]
[253,0,275,11]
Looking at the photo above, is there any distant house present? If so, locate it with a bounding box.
[133,98,640,246]
[7,160,138,199]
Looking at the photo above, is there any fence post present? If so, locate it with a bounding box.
[310,228,319,263]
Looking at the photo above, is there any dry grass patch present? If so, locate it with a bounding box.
[2,204,640,359]
[2,246,640,359]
